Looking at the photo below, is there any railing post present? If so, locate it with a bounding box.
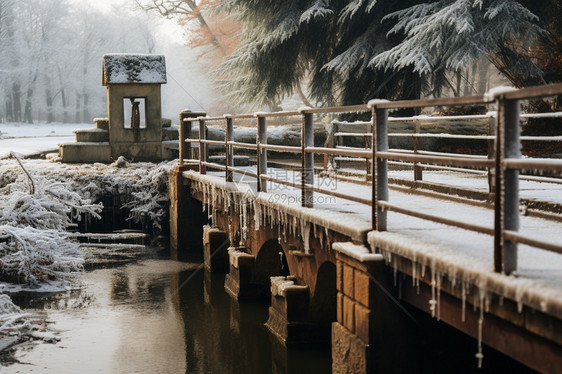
[179,110,206,164]
[225,116,234,183]
[199,118,207,175]
[365,123,372,181]
[301,111,314,207]
[256,114,268,192]
[494,96,520,274]
[413,118,423,181]
[487,115,495,193]
[371,103,389,231]
[179,110,189,164]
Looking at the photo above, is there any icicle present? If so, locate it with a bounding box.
[475,296,485,368]
[436,271,441,321]
[393,261,398,287]
[412,260,417,287]
[429,269,436,318]
[301,221,311,254]
[253,200,261,231]
[461,281,467,322]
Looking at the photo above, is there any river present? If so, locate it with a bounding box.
[1,249,331,374]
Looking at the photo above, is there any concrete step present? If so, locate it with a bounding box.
[162,126,179,141]
[59,142,111,163]
[94,118,109,130]
[74,128,109,142]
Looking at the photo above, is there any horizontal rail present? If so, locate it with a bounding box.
[389,148,489,160]
[502,82,562,100]
[503,159,562,172]
[378,201,495,235]
[260,144,302,153]
[199,139,226,145]
[417,163,488,175]
[388,133,493,140]
[520,175,562,185]
[504,231,562,255]
[201,161,226,171]
[256,111,301,117]
[388,160,488,175]
[372,95,487,110]
[520,136,562,141]
[520,111,562,119]
[194,116,226,121]
[226,114,256,120]
[378,151,494,168]
[229,141,258,150]
[231,168,259,179]
[334,132,372,137]
[333,120,371,126]
[387,114,493,122]
[335,156,369,163]
[301,104,369,114]
[306,146,372,158]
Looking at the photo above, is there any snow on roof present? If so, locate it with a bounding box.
[102,54,167,85]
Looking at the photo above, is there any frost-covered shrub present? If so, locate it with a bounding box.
[0,178,102,231]
[0,167,101,284]
[1,158,175,234]
[122,161,173,232]
[0,293,32,334]
[0,226,84,284]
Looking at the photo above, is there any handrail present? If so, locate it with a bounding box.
[177,82,562,275]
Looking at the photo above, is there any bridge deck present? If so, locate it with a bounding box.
[185,167,562,320]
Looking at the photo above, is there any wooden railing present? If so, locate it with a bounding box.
[178,83,562,275]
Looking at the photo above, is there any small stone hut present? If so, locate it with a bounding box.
[103,53,167,161]
[59,53,176,163]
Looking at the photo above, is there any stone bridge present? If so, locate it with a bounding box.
[169,83,562,373]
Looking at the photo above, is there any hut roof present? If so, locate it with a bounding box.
[102,54,166,85]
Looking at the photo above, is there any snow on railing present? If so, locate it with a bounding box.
[178,82,562,275]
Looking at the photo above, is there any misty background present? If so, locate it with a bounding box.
[0,0,215,125]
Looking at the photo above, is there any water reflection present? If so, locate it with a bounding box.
[176,268,331,374]
[2,258,331,374]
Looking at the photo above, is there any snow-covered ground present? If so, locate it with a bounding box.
[0,123,91,159]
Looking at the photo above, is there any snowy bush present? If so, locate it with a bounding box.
[0,158,103,350]
[0,226,84,284]
[0,294,56,350]
[121,160,174,232]
[0,293,32,337]
[0,165,101,284]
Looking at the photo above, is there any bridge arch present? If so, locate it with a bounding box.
[254,238,290,285]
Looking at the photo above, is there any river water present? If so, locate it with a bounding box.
[1,239,539,374]
[1,250,331,374]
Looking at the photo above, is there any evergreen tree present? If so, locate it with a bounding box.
[148,0,549,108]
[215,0,546,108]
[216,0,423,108]
[372,0,545,93]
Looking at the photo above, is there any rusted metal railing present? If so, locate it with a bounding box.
[177,83,562,275]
